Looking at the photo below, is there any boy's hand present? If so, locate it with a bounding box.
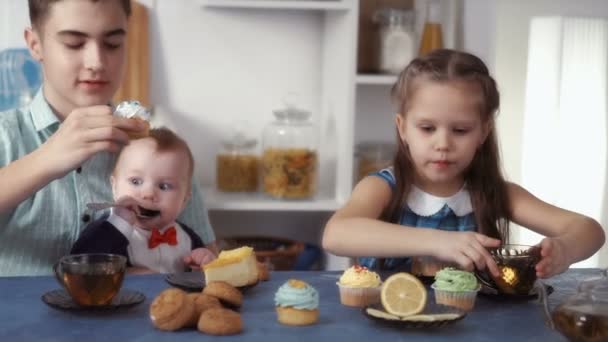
[39,105,145,178]
[434,231,502,277]
[535,237,569,278]
[183,248,217,270]
[112,196,140,225]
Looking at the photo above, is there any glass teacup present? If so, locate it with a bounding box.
[477,244,541,296]
[53,253,127,306]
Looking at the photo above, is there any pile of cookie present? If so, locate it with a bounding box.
[149,281,245,335]
[149,261,271,335]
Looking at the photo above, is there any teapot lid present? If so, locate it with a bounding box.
[578,269,608,301]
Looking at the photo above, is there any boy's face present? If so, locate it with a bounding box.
[111,138,192,230]
[25,0,128,118]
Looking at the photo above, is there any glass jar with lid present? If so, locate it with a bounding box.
[373,8,416,74]
[262,99,318,199]
[216,132,259,192]
[355,141,395,184]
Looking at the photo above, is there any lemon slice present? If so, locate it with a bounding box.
[381,272,427,317]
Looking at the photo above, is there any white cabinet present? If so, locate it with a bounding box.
[194,0,359,212]
[192,0,460,212]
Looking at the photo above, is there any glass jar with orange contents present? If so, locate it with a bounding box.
[216,133,259,192]
[261,98,318,199]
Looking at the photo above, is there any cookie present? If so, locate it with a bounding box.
[149,288,195,331]
[203,281,243,308]
[198,307,243,335]
[257,261,270,281]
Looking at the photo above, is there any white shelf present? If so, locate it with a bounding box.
[204,187,342,211]
[356,74,398,85]
[200,0,350,11]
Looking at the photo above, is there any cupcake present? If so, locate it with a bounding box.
[431,267,480,311]
[114,100,151,139]
[337,265,382,307]
[274,279,319,326]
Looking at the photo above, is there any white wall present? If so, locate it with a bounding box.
[494,0,608,266]
[0,0,29,50]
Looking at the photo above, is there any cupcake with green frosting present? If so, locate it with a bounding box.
[431,267,480,311]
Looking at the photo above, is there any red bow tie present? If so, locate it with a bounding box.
[148,227,177,249]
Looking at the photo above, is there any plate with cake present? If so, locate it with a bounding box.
[166,246,261,291]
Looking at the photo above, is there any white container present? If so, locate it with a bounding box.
[373,8,416,74]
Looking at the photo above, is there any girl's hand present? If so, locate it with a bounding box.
[535,237,569,278]
[39,105,144,178]
[183,248,217,269]
[435,231,502,277]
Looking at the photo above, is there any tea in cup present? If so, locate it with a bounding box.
[53,253,127,306]
[478,244,541,295]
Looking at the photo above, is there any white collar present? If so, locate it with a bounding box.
[407,185,473,217]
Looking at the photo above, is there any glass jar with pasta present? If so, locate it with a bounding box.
[216,133,259,192]
[262,102,318,199]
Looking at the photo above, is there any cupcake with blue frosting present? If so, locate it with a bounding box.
[274,279,319,326]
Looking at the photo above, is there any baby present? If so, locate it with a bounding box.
[71,127,216,273]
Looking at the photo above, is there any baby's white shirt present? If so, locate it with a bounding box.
[107,212,192,273]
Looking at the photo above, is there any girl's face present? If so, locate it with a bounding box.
[396,80,490,196]
[111,138,191,230]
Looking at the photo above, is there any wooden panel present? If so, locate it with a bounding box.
[357,0,413,73]
[113,1,149,107]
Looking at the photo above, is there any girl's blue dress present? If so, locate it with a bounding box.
[358,168,476,271]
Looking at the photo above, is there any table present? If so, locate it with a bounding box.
[1,269,598,341]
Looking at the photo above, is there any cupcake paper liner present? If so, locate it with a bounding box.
[336,282,381,307]
[431,284,480,312]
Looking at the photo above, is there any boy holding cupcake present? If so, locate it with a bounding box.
[0,0,217,276]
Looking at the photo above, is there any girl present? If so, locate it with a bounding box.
[322,49,604,279]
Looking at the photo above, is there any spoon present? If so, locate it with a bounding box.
[86,202,120,211]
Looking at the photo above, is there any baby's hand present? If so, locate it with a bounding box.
[183,248,217,269]
[535,237,569,278]
[435,231,502,277]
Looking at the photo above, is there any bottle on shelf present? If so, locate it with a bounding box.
[261,94,318,200]
[419,0,443,56]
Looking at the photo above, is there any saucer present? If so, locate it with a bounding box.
[478,282,554,300]
[165,272,257,292]
[363,302,466,329]
[41,289,145,311]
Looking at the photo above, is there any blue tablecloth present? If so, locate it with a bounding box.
[1,269,597,341]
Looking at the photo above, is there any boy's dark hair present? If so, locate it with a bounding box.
[387,49,511,243]
[29,0,132,30]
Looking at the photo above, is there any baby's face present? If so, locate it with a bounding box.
[111,138,191,230]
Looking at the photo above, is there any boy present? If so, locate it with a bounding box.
[71,128,216,273]
[0,0,216,276]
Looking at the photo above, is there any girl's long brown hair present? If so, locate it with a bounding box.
[385,49,511,242]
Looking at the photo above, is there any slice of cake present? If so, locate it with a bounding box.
[203,246,259,287]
